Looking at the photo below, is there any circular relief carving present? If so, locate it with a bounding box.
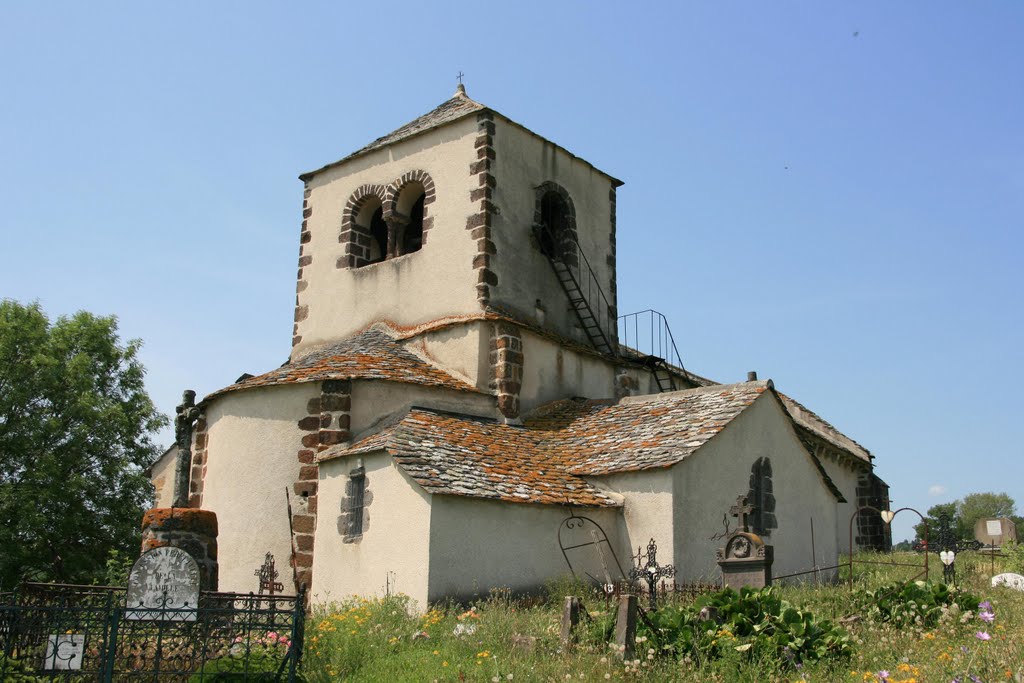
[728,535,752,559]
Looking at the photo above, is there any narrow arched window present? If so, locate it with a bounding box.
[400,194,425,255]
[368,207,387,264]
[538,190,570,258]
[747,457,777,535]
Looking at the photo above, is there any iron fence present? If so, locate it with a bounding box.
[0,582,304,682]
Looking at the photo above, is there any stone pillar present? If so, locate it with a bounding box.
[141,508,219,591]
[490,323,523,420]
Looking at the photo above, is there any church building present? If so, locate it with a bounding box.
[149,86,890,606]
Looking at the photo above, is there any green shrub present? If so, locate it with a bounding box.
[856,579,979,628]
[0,653,44,682]
[1002,540,1024,574]
[638,586,852,665]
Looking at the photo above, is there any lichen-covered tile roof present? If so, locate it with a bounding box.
[300,90,485,180]
[530,382,773,476]
[321,409,621,508]
[778,394,872,464]
[205,327,478,401]
[321,382,786,507]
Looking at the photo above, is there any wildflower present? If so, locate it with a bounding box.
[976,631,992,641]
[898,664,912,673]
[878,672,890,681]
[442,661,449,667]
[980,611,995,623]
[979,600,992,612]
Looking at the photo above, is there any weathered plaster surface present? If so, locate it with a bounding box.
[314,452,432,607]
[296,117,481,355]
[518,330,616,412]
[671,393,840,582]
[200,383,318,593]
[148,449,176,509]
[427,496,622,602]
[348,380,495,437]
[490,119,618,344]
[401,322,490,391]
[593,469,674,573]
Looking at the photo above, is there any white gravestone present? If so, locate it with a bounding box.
[991,573,1024,591]
[986,520,1002,537]
[126,546,200,621]
[44,634,84,670]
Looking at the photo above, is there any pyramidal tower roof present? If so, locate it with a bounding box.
[299,85,485,181]
[299,85,621,185]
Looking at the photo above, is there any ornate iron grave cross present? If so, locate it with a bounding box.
[730,495,754,533]
[629,538,676,609]
[255,552,285,595]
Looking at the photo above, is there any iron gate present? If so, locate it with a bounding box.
[0,583,305,681]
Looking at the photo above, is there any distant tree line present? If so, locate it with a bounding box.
[907,492,1022,545]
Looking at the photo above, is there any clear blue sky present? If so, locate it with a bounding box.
[2,2,1021,544]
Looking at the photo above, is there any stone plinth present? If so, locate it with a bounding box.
[717,531,773,589]
[141,508,219,591]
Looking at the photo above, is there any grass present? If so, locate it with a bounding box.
[301,552,1024,682]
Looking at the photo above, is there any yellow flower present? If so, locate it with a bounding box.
[923,632,936,640]
[897,664,912,673]
[443,662,449,667]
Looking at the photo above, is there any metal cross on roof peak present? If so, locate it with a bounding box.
[457,71,465,85]
[730,495,754,533]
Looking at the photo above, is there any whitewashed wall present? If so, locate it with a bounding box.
[200,383,317,593]
[670,393,841,582]
[314,452,433,608]
[427,496,623,602]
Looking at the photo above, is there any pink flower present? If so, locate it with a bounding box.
[975,631,991,641]
[268,631,279,641]
[979,611,994,623]
[877,672,890,681]
[233,636,243,643]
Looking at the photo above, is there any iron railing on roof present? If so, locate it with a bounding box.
[617,310,687,392]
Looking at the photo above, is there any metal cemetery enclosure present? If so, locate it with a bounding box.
[0,583,304,681]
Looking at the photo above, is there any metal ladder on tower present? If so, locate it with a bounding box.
[535,224,617,358]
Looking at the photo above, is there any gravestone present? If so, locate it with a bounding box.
[991,573,1024,591]
[126,546,201,621]
[716,495,774,589]
[974,517,1017,547]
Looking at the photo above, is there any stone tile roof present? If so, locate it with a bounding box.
[205,327,479,401]
[321,382,804,507]
[529,382,773,476]
[777,394,872,464]
[300,90,485,181]
[320,409,622,508]
[299,86,621,185]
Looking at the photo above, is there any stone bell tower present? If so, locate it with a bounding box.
[291,86,622,363]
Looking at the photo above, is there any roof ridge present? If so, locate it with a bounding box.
[618,379,772,405]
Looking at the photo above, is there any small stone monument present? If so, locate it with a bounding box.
[974,517,1017,547]
[137,388,220,590]
[717,495,774,589]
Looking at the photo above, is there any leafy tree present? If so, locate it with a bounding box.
[914,502,965,543]
[958,492,1016,534]
[0,300,166,589]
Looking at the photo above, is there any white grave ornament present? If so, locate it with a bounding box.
[126,546,200,621]
[44,634,84,670]
[991,573,1024,591]
[986,520,1003,537]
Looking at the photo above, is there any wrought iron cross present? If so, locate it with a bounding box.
[629,538,676,609]
[457,70,465,85]
[172,389,202,508]
[730,495,754,533]
[255,552,285,595]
